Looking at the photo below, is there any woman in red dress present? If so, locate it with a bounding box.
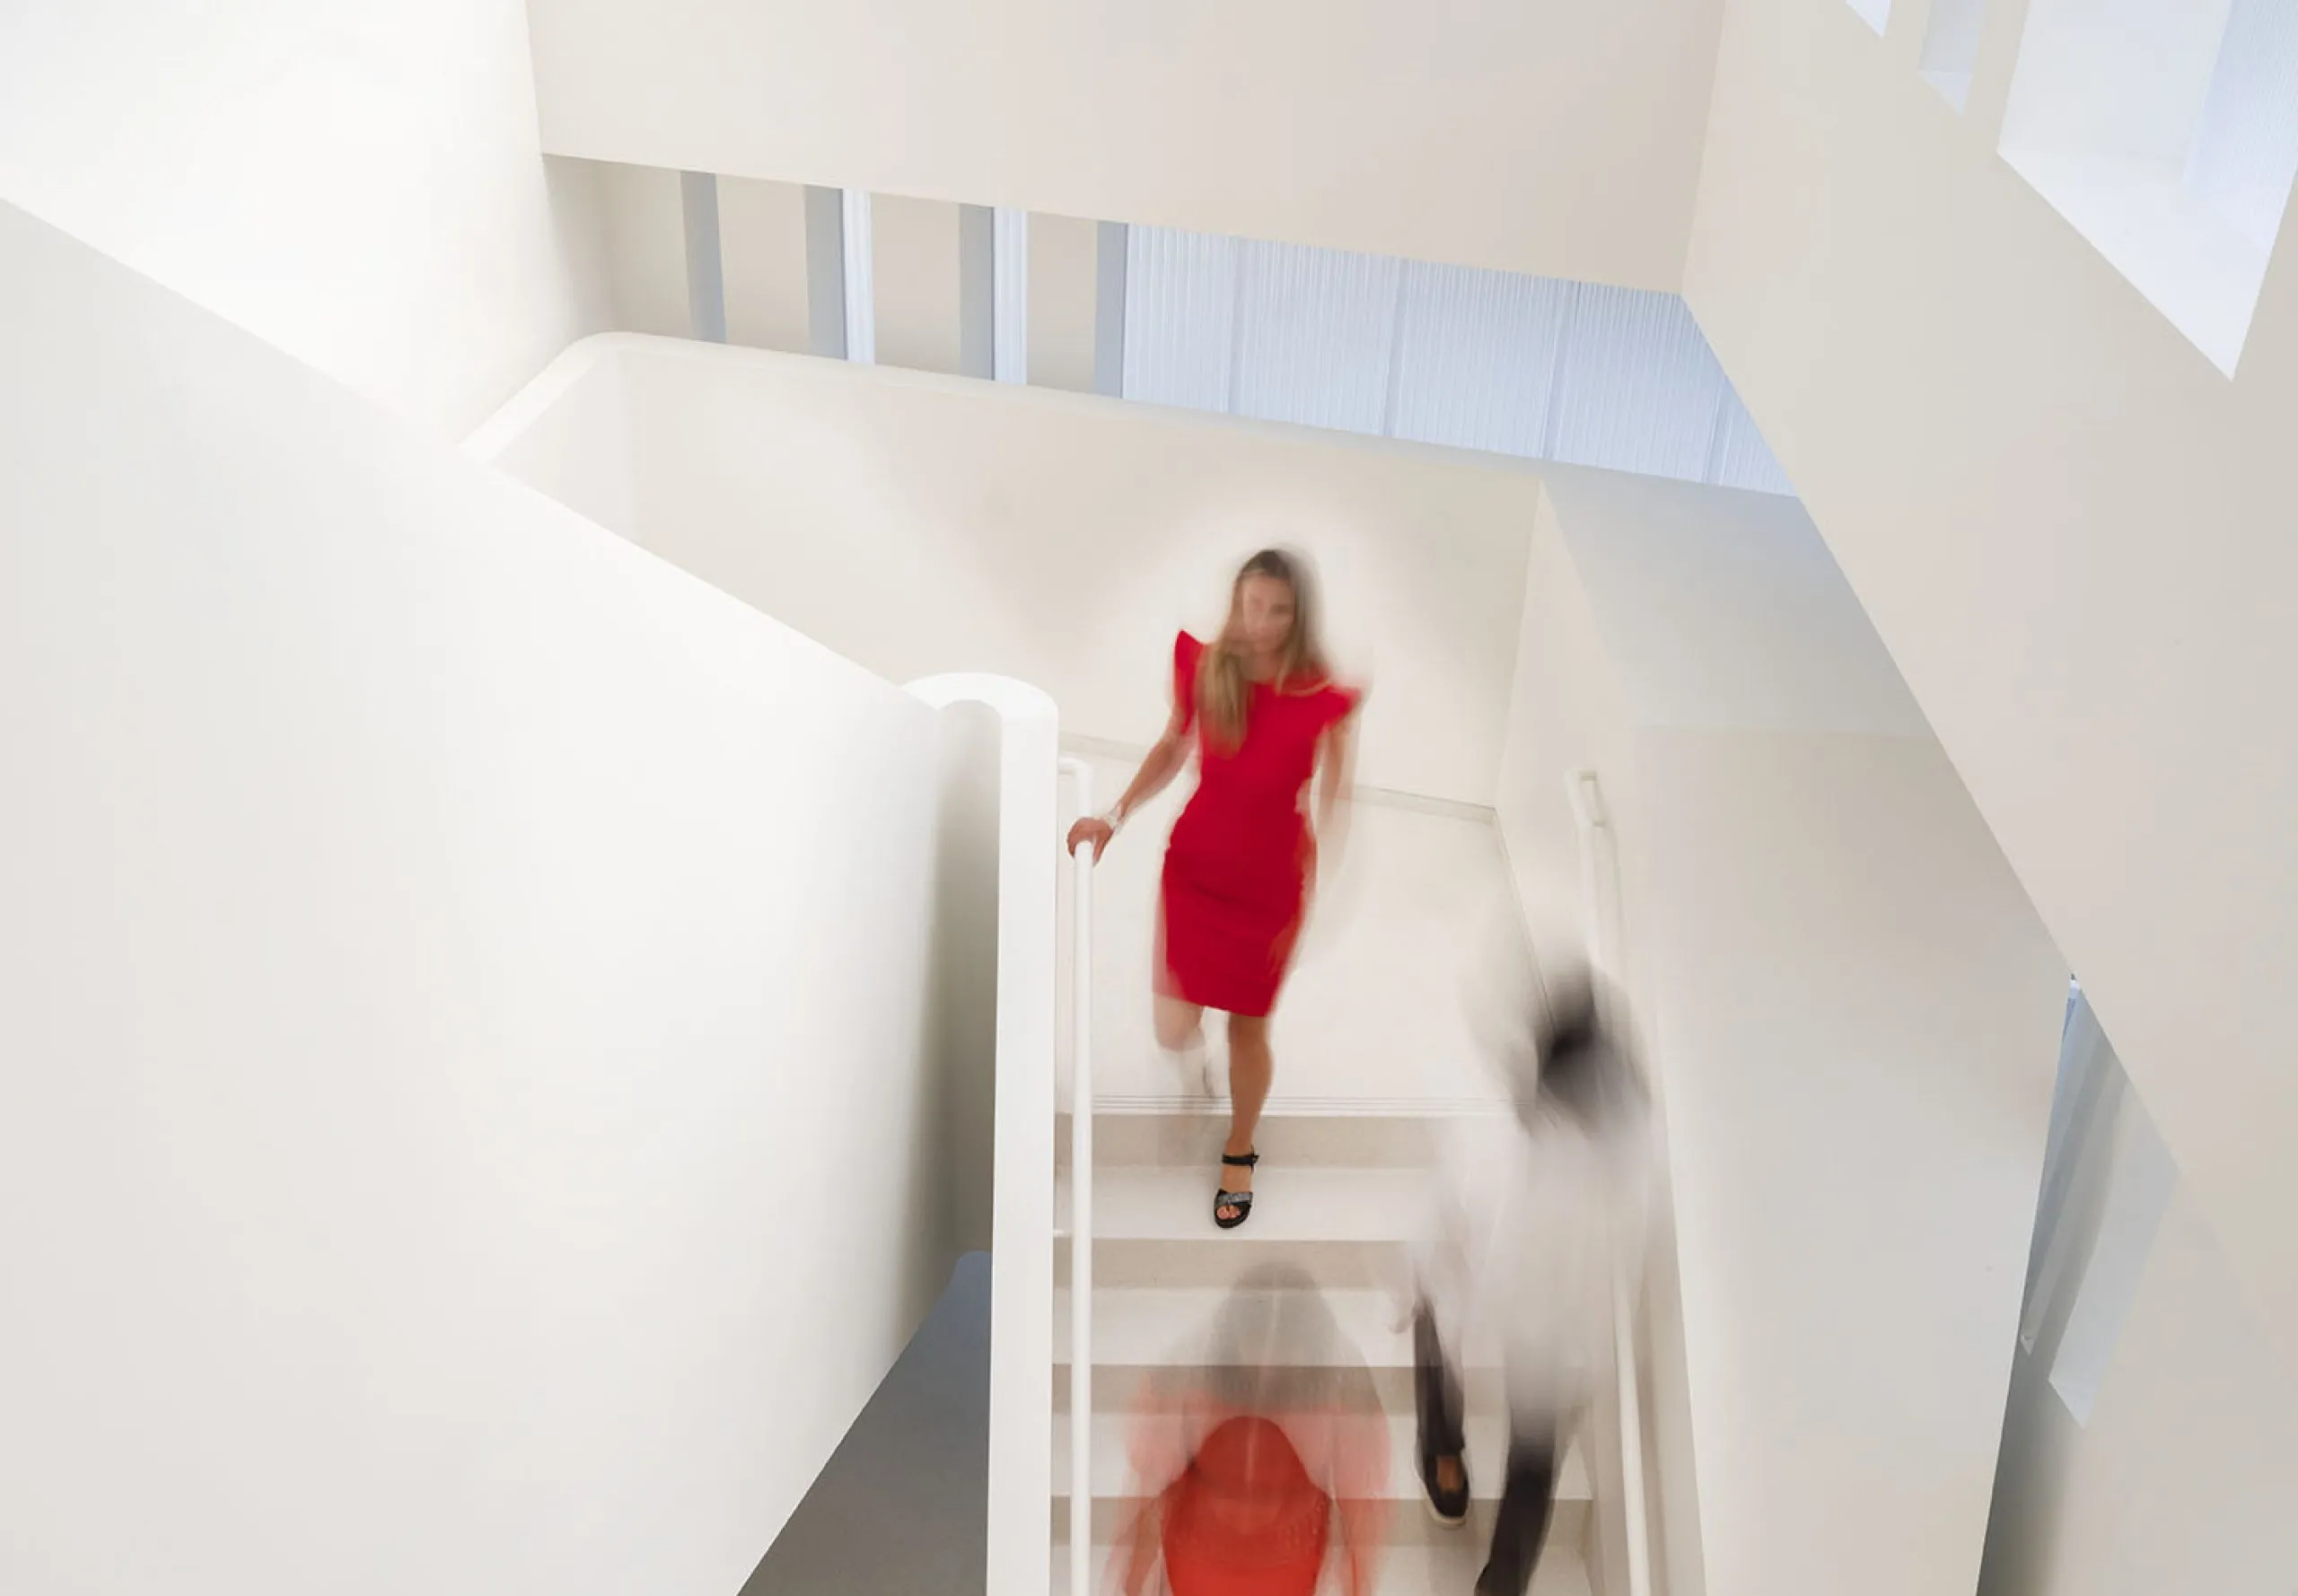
[1112,1266,1390,1596]
[1066,549,1363,1228]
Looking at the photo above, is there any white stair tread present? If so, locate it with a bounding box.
[1050,1539,1594,1596]
[1057,1163,1426,1243]
[1052,1408,1590,1503]
[1055,1286,1413,1368]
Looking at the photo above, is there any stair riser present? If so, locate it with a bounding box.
[1063,1237,1407,1291]
[1062,1109,1461,1170]
[1055,1364,1508,1415]
[1052,1496,1591,1550]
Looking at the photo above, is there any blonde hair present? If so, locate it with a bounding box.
[1197,548,1331,751]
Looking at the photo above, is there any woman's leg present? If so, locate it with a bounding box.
[1153,995,1205,1052]
[1415,1306,1469,1521]
[1216,1013,1274,1222]
[1476,1416,1561,1596]
[1154,994,1212,1096]
[1152,885,1210,1092]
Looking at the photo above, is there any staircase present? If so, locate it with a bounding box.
[1050,750,1601,1595]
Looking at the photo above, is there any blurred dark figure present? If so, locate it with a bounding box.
[1406,968,1657,1596]
[1112,1265,1390,1596]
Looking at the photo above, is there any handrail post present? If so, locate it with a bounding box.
[1060,759,1095,1596]
[1614,1268,1653,1596]
[1568,769,1653,1596]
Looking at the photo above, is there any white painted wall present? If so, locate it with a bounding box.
[1637,730,2062,1596]
[1496,469,2066,1596]
[523,0,1725,292]
[592,160,695,338]
[1547,470,1931,741]
[0,0,610,435]
[1493,487,1640,991]
[476,336,1542,807]
[460,328,636,529]
[1683,0,2298,1376]
[873,194,964,376]
[1494,465,1933,1018]
[0,202,960,1596]
[1027,212,1101,396]
[720,175,812,355]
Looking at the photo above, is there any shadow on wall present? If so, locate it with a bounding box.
[743,1251,991,1596]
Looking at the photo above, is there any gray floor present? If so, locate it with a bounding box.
[741,1253,990,1596]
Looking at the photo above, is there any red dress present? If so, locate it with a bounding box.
[1123,1382,1390,1596]
[1161,632,1362,1018]
[1160,1416,1329,1596]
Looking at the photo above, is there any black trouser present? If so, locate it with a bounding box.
[1413,1305,1562,1596]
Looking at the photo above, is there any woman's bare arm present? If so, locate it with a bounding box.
[1067,699,1192,861]
[1313,710,1360,871]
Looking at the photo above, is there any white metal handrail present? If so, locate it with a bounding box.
[1567,769,1653,1596]
[1058,758,1095,1596]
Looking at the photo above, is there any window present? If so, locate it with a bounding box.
[2185,0,2298,257]
[1119,225,1796,494]
[2013,986,2180,1425]
[2017,980,2114,1351]
[2049,1090,2177,1423]
[2001,0,2298,373]
[1919,0,1991,110]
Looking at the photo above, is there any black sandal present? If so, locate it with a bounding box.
[1421,1451,1471,1527]
[1214,1151,1259,1231]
